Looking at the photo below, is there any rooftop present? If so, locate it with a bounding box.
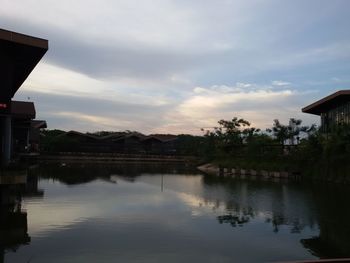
[11,101,36,119]
[302,90,350,115]
[0,28,48,102]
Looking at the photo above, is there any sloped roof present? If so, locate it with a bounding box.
[145,134,178,142]
[59,130,100,140]
[302,90,350,115]
[11,100,36,119]
[99,132,127,140]
[31,120,47,129]
[107,132,146,142]
[0,28,48,101]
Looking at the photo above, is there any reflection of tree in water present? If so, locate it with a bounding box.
[207,177,310,233]
[265,215,306,233]
[205,175,350,258]
[36,163,197,185]
[0,171,44,263]
[217,207,307,233]
[218,206,253,227]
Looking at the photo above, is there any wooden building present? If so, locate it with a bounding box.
[302,90,350,132]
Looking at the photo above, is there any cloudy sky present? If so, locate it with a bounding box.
[2,0,350,134]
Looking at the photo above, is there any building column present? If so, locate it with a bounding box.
[1,116,12,166]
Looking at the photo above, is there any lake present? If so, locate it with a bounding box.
[2,163,350,263]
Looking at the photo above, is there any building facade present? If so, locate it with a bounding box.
[302,90,350,132]
[0,29,48,165]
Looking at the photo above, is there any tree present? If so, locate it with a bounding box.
[203,117,259,155]
[266,119,289,145]
[267,118,315,145]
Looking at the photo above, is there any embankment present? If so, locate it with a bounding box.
[39,152,198,164]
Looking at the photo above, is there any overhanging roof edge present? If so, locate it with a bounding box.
[302,90,350,115]
[0,28,48,49]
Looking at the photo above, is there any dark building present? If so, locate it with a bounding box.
[302,90,350,132]
[48,131,179,155]
[29,120,47,152]
[110,133,146,153]
[142,135,178,154]
[0,29,48,165]
[11,101,36,154]
[56,131,110,153]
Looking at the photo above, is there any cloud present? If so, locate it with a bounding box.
[15,89,172,133]
[15,80,319,135]
[155,84,319,134]
[272,81,291,87]
[3,0,349,134]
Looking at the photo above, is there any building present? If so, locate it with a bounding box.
[0,29,48,165]
[47,131,179,154]
[29,120,47,152]
[142,135,178,154]
[302,90,350,132]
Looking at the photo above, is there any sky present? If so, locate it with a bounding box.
[1,0,350,134]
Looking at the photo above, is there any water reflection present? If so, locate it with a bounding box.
[1,164,350,262]
[35,162,196,185]
[0,169,44,263]
[203,176,350,259]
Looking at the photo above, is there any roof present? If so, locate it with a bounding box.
[11,100,36,119]
[110,132,146,142]
[0,28,48,102]
[60,130,99,140]
[31,120,47,129]
[99,132,127,140]
[302,90,350,115]
[143,134,178,142]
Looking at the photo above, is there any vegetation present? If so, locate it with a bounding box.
[40,129,80,152]
[202,117,350,181]
[39,119,350,181]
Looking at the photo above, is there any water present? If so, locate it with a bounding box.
[1,163,350,262]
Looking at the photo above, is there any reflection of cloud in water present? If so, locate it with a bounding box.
[24,174,231,238]
[29,174,320,239]
[24,179,170,237]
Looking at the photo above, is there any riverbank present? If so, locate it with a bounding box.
[198,163,300,181]
[198,162,350,184]
[39,152,198,164]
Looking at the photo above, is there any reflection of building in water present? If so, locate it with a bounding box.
[0,186,29,263]
[0,170,43,262]
[300,186,350,258]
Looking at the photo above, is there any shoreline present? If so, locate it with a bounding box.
[38,152,198,164]
[197,163,301,180]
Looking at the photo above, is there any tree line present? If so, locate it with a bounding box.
[39,117,350,181]
[201,117,350,181]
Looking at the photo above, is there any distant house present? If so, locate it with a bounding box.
[302,90,350,132]
[99,132,126,152]
[56,131,109,152]
[142,135,178,154]
[109,133,146,153]
[50,131,179,154]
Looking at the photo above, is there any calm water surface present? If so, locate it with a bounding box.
[2,163,350,262]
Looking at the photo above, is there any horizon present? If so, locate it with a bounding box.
[2,0,350,134]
